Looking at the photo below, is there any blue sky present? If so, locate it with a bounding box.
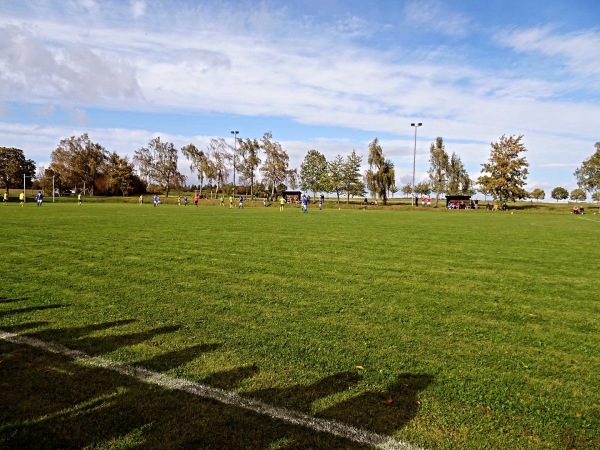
[1,0,599,195]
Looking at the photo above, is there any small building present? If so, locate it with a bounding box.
[283,190,302,203]
[445,195,473,209]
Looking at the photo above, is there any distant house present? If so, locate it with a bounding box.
[283,190,302,203]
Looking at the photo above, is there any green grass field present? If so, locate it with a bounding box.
[1,200,599,449]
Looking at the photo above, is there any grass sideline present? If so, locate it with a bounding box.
[1,202,599,449]
[8,191,600,214]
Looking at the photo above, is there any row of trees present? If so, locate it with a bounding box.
[128,132,297,198]
[297,138,397,205]
[544,186,600,203]
[299,148,366,203]
[427,136,474,206]
[404,136,600,205]
[1,135,599,204]
[475,137,600,204]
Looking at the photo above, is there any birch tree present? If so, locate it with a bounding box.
[237,138,261,197]
[259,132,289,196]
[428,137,449,207]
[365,138,394,205]
[182,143,210,196]
[134,137,185,197]
[207,138,230,196]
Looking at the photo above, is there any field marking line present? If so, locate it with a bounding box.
[577,216,600,224]
[0,330,423,450]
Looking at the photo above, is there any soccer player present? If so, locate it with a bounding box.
[301,195,308,213]
[78,193,82,205]
[19,192,24,206]
[279,196,285,211]
[3,192,7,205]
[36,191,43,206]
[229,196,233,209]
[238,196,244,209]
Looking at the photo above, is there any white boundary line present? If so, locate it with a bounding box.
[577,216,600,223]
[0,330,424,450]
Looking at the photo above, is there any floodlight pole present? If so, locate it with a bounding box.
[231,130,239,196]
[411,122,422,204]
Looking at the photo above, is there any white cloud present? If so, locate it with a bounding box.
[0,1,598,191]
[130,0,146,19]
[0,24,142,106]
[496,26,600,78]
[71,0,99,15]
[403,0,471,37]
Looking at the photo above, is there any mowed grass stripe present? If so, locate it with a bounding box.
[1,202,598,449]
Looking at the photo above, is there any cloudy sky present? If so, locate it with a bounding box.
[1,0,599,194]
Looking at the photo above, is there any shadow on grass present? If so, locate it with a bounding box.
[0,297,30,304]
[203,364,260,390]
[318,373,434,435]
[24,322,183,356]
[137,343,220,373]
[0,321,51,333]
[249,371,433,436]
[251,371,363,412]
[0,304,65,319]
[0,341,372,449]
[0,300,431,448]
